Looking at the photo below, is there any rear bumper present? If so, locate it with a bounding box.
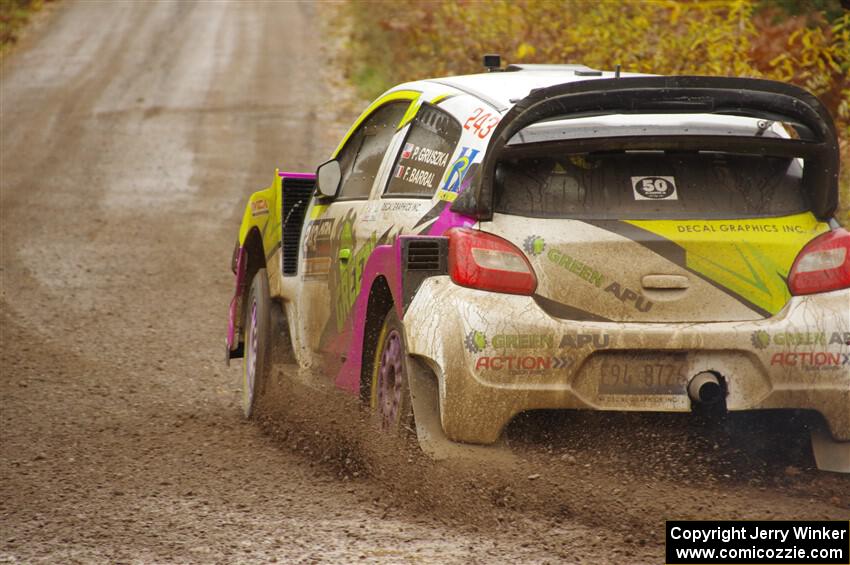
[404,277,850,443]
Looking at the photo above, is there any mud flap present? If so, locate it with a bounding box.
[270,299,296,365]
[407,356,515,463]
[811,431,850,473]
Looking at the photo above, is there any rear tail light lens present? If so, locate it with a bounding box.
[446,228,537,295]
[788,228,850,295]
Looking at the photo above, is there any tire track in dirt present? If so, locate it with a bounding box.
[0,2,576,562]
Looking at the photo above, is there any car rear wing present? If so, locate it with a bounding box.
[450,76,840,221]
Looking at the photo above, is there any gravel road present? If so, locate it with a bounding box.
[1,2,847,564]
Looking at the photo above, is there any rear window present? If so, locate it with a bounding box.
[493,152,807,220]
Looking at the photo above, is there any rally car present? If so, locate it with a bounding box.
[226,60,850,472]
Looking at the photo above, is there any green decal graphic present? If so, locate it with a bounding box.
[546,248,605,287]
[333,213,378,332]
[750,330,849,349]
[491,334,555,349]
[751,330,771,349]
[465,330,487,353]
[523,235,546,257]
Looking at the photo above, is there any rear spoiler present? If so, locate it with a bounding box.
[450,76,840,221]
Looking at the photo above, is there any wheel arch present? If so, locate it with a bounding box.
[242,227,267,297]
[227,226,267,360]
[359,275,396,402]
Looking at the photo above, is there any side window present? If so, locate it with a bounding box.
[336,102,408,200]
[384,104,461,198]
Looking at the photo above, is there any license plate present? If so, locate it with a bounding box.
[598,354,688,395]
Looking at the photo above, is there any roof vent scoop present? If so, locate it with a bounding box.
[483,54,502,72]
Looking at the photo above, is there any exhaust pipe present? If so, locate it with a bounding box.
[688,371,723,404]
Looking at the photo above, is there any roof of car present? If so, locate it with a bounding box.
[421,65,649,111]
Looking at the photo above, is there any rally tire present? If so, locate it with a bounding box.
[242,268,271,419]
[370,308,414,435]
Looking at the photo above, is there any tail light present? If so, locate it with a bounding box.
[446,228,537,295]
[788,228,850,295]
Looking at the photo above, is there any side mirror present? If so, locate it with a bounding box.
[316,159,341,200]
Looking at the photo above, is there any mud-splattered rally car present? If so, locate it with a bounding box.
[227,60,850,472]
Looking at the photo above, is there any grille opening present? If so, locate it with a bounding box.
[400,236,447,310]
[281,178,315,276]
[406,239,441,271]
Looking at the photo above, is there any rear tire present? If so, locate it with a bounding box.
[242,268,271,419]
[369,308,413,434]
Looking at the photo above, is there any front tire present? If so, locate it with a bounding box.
[242,268,271,418]
[370,308,413,434]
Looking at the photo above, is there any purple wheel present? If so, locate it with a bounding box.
[370,309,412,433]
[376,330,404,429]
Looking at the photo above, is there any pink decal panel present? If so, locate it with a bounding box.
[331,207,473,395]
[333,243,404,394]
[278,171,317,180]
[427,205,475,236]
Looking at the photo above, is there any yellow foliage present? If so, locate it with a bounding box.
[344,1,844,102]
[516,42,536,59]
[341,0,850,224]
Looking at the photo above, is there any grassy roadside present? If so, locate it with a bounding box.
[1,0,54,56]
[337,0,849,227]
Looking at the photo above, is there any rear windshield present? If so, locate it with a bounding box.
[493,152,807,220]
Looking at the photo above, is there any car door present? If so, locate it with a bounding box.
[298,101,410,376]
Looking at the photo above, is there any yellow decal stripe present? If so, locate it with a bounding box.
[627,213,829,315]
[238,186,276,244]
[309,203,329,220]
[436,190,458,202]
[331,90,421,158]
[398,93,423,129]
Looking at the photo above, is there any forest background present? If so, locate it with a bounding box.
[3,0,848,223]
[340,0,850,224]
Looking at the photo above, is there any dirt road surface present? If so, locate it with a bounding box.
[1,2,847,564]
